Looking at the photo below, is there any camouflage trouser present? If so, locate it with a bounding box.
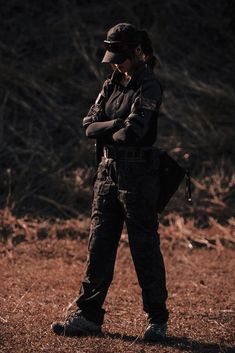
[76,155,168,325]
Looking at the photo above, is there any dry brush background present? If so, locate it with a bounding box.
[0,0,234,245]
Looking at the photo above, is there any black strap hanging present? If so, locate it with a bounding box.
[185,169,192,203]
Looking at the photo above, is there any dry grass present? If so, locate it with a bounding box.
[159,214,235,251]
[0,208,234,260]
[0,238,234,353]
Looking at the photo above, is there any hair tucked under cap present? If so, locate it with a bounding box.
[137,30,157,69]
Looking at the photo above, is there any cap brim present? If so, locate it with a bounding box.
[101,50,128,64]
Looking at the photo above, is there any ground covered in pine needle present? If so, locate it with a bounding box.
[0,237,234,353]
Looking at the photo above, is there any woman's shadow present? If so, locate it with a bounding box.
[105,332,234,353]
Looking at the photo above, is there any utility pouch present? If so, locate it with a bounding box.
[157,149,191,213]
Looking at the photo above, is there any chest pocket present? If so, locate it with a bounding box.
[105,87,137,119]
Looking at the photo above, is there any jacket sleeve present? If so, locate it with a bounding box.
[85,119,122,138]
[82,79,110,130]
[112,78,162,144]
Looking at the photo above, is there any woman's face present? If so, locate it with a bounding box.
[111,47,144,74]
[112,58,133,74]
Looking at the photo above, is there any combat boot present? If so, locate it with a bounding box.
[143,322,167,341]
[51,310,102,336]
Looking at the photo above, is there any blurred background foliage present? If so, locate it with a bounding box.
[0,0,234,225]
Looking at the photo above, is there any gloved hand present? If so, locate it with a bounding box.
[113,118,125,130]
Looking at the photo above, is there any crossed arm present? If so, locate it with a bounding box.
[83,78,162,144]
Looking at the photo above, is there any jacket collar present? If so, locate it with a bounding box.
[110,61,148,88]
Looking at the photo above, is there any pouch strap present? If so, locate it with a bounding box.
[185,169,192,202]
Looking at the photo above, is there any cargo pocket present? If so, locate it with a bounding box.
[98,181,111,196]
[92,162,109,203]
[96,162,108,181]
[92,178,112,213]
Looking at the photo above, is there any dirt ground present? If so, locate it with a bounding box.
[0,237,234,353]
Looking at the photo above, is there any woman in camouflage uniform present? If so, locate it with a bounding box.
[52,23,169,341]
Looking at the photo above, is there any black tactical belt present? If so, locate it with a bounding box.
[103,145,155,160]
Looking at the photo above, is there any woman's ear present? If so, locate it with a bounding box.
[135,46,142,55]
[135,46,145,61]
